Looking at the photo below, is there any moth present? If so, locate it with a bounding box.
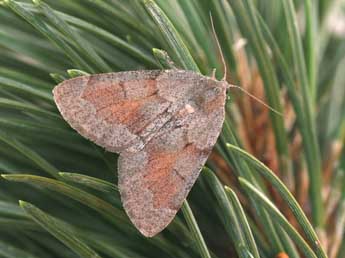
[52,11,235,237]
[52,17,277,237]
[53,69,228,237]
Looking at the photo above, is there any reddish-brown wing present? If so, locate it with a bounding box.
[118,71,226,237]
[53,70,172,153]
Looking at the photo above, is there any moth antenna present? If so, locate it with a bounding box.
[209,12,227,81]
[227,84,283,116]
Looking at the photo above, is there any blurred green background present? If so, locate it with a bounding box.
[0,1,344,258]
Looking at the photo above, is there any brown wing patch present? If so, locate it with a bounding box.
[95,95,169,135]
[118,141,209,237]
[81,79,158,109]
[81,78,164,134]
[143,144,199,209]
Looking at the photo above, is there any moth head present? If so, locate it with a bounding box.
[193,81,226,109]
[218,80,230,90]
